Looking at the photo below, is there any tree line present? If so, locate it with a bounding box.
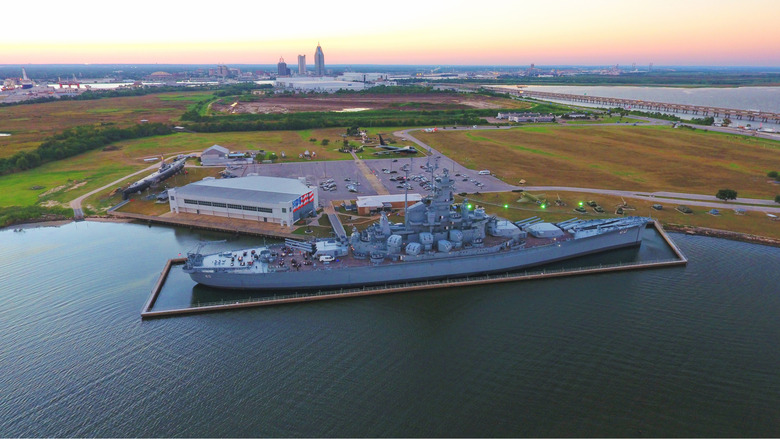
[0,122,172,175]
[181,108,493,133]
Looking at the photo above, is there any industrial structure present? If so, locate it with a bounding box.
[168,176,317,227]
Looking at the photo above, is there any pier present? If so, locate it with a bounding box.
[141,222,687,320]
[520,90,780,123]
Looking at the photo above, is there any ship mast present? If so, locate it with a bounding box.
[402,162,411,229]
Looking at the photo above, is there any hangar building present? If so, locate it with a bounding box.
[168,176,317,226]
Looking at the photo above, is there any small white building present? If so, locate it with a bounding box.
[200,144,229,166]
[356,194,422,215]
[200,144,253,166]
[168,176,318,226]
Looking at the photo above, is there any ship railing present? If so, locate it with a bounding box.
[187,258,682,310]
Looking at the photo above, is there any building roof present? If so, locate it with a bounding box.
[175,176,312,205]
[203,144,229,155]
[356,194,422,208]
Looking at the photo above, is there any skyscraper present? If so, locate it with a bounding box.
[297,55,306,75]
[314,43,325,76]
[277,57,290,76]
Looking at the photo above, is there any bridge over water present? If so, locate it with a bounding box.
[520,90,780,123]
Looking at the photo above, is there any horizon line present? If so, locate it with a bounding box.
[3,63,780,69]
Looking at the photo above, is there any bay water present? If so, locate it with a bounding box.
[1,221,778,437]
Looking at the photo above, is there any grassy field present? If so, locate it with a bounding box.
[461,190,780,239]
[419,125,780,199]
[84,166,221,215]
[0,126,424,212]
[0,92,211,159]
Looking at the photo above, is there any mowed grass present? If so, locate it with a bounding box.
[119,129,358,161]
[0,158,137,207]
[83,166,221,215]
[419,126,780,199]
[0,128,364,209]
[0,92,209,158]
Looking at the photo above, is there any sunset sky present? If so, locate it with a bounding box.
[3,0,779,66]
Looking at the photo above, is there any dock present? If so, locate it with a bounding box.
[141,222,687,320]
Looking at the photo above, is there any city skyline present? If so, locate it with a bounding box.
[3,0,779,67]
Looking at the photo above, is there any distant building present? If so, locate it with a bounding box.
[314,43,325,76]
[275,77,371,93]
[297,55,306,75]
[277,57,291,77]
[496,112,555,123]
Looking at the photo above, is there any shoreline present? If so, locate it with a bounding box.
[2,216,132,231]
[664,223,780,248]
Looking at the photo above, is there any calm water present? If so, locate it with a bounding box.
[1,222,779,437]
[526,85,780,129]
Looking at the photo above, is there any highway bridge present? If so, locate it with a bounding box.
[520,90,780,123]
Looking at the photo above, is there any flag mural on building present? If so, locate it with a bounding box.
[293,191,314,212]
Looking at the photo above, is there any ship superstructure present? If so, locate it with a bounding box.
[184,168,651,291]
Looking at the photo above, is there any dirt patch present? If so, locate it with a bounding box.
[215,93,529,115]
[40,200,68,208]
[65,181,88,192]
[38,184,68,198]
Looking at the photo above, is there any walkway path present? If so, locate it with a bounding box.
[322,204,347,240]
[69,161,164,220]
[350,151,389,195]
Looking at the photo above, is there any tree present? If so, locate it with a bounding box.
[320,139,329,146]
[768,171,778,179]
[716,189,738,201]
[775,195,780,204]
[722,118,732,127]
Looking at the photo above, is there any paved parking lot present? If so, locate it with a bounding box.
[237,160,378,205]
[362,156,516,196]
[234,153,518,205]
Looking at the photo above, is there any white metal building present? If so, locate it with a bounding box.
[356,194,422,215]
[200,144,253,166]
[168,176,318,226]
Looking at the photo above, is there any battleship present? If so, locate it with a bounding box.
[123,156,187,199]
[184,167,653,291]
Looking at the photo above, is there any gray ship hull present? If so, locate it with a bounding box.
[187,223,645,291]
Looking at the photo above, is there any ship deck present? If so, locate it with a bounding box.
[197,233,574,274]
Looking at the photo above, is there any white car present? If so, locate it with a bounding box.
[478,170,491,175]
[318,255,335,262]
